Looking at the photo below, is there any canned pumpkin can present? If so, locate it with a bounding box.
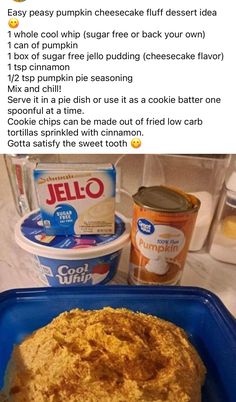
[129,186,200,285]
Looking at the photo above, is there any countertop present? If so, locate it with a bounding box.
[0,156,236,316]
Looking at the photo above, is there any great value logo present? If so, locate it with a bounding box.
[137,218,155,235]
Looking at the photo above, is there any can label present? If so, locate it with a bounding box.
[129,203,198,285]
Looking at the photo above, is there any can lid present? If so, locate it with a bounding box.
[15,210,130,260]
[133,186,195,212]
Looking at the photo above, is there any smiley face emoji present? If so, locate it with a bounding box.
[131,138,142,149]
[8,18,19,29]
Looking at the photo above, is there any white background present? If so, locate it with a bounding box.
[0,0,235,153]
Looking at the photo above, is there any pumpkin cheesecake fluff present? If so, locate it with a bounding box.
[0,308,206,402]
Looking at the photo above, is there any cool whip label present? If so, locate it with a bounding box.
[56,264,92,285]
[35,253,120,287]
[34,163,116,235]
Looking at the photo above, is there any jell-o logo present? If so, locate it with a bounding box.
[46,178,104,205]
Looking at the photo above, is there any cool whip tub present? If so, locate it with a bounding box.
[15,211,130,286]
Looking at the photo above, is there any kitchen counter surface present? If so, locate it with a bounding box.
[0,156,236,316]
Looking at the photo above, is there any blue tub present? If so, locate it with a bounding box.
[15,211,130,286]
[0,286,235,401]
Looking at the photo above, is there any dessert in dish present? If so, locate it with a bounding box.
[0,307,206,402]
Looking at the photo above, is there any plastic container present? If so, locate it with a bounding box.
[15,211,130,286]
[209,171,236,263]
[142,155,230,251]
[4,154,34,216]
[4,154,60,216]
[0,286,235,402]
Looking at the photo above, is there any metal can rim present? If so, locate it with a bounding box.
[132,185,201,214]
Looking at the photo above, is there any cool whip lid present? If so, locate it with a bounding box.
[15,210,130,260]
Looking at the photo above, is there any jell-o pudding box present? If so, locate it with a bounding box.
[34,163,116,236]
